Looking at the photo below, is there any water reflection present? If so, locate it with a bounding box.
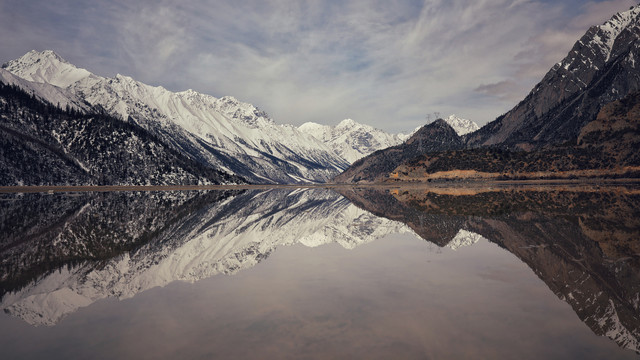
[339,185,640,353]
[0,189,410,326]
[0,186,639,358]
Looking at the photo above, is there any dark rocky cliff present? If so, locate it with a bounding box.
[467,6,640,149]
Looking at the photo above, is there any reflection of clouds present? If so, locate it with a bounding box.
[0,0,637,130]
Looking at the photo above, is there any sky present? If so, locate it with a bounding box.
[0,0,637,132]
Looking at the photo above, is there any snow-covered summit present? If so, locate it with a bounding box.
[3,50,94,88]
[552,5,640,87]
[299,119,409,163]
[0,67,89,111]
[338,118,357,128]
[443,114,480,136]
[584,5,640,63]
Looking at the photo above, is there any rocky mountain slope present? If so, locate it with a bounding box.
[2,51,349,184]
[0,82,243,186]
[337,5,640,183]
[333,119,465,183]
[299,116,478,164]
[468,5,640,149]
[390,89,640,181]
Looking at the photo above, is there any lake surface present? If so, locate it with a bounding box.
[1,186,639,359]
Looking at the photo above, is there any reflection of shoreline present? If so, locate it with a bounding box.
[2,178,640,194]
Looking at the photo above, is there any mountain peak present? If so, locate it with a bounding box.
[337,118,358,128]
[299,119,407,163]
[3,50,92,88]
[443,114,480,136]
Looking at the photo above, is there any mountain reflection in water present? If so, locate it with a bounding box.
[0,186,639,359]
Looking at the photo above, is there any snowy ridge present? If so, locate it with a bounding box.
[298,119,409,163]
[3,50,94,88]
[552,5,640,89]
[0,190,412,326]
[3,51,349,184]
[584,6,640,63]
[443,115,480,136]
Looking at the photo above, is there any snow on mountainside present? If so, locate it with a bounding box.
[299,119,409,163]
[0,189,413,326]
[0,83,242,186]
[299,115,477,164]
[3,51,348,184]
[443,115,479,136]
[2,50,95,88]
[0,68,89,111]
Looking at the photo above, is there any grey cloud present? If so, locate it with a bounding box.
[0,0,635,131]
[475,81,525,102]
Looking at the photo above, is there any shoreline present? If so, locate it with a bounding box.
[1,178,640,194]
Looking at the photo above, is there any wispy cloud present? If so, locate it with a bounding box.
[0,0,636,131]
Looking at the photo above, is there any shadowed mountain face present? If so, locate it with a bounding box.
[467,6,640,149]
[0,82,245,186]
[339,186,640,352]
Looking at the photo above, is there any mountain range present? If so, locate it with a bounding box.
[0,50,480,185]
[337,5,640,183]
[2,5,639,185]
[1,51,353,185]
[299,115,478,163]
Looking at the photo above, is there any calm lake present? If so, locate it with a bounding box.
[1,185,639,359]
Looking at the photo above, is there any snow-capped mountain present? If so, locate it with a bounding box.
[0,81,243,186]
[0,189,413,326]
[2,50,95,88]
[443,115,479,136]
[2,50,349,184]
[298,119,409,163]
[468,5,640,148]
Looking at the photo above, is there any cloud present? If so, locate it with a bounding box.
[475,81,524,103]
[0,0,636,131]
